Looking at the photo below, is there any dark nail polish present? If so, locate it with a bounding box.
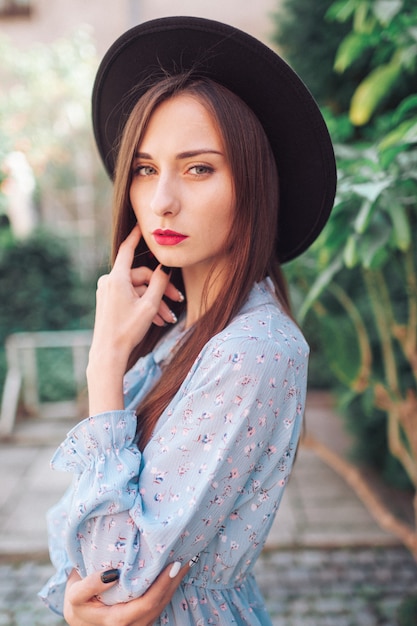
[101,569,120,583]
[160,265,172,275]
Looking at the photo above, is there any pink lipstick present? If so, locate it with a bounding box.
[153,229,188,246]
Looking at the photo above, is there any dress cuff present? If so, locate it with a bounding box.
[50,410,139,472]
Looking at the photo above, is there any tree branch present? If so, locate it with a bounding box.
[302,434,417,561]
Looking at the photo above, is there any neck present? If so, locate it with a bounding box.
[182,261,228,328]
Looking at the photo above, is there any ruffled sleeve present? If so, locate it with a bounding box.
[51,410,139,474]
[39,410,142,613]
[39,325,191,614]
[51,410,140,522]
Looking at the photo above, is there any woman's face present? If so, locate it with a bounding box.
[129,94,235,281]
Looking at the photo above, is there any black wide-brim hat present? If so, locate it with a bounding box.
[92,16,336,262]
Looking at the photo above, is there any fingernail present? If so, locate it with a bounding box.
[170,310,178,324]
[177,290,185,302]
[169,561,182,578]
[101,569,120,583]
[160,265,172,275]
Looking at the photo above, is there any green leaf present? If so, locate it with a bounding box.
[379,144,410,168]
[402,120,417,144]
[344,235,359,268]
[334,32,373,73]
[359,230,391,268]
[378,118,417,151]
[326,0,358,23]
[373,0,403,25]
[398,43,417,72]
[354,199,376,234]
[387,204,411,251]
[350,62,402,125]
[409,27,417,44]
[351,180,391,202]
[353,1,375,33]
[298,256,344,323]
[393,94,417,123]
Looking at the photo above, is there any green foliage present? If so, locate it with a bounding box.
[0,230,89,340]
[0,30,112,275]
[0,28,96,178]
[0,31,113,407]
[0,228,95,397]
[296,111,417,488]
[329,0,417,125]
[278,0,417,490]
[398,594,417,626]
[272,0,368,112]
[37,347,77,402]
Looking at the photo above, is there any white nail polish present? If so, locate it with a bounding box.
[170,310,178,323]
[169,561,182,578]
[177,290,185,302]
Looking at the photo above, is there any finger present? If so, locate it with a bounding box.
[158,302,178,325]
[139,265,172,316]
[130,266,153,286]
[96,274,109,294]
[131,267,184,303]
[67,569,120,606]
[112,224,142,273]
[133,281,177,325]
[153,314,166,327]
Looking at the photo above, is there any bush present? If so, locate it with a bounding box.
[275,0,417,491]
[0,227,95,398]
[272,0,363,111]
[398,594,417,626]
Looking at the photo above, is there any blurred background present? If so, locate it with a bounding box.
[0,0,417,623]
[0,0,280,427]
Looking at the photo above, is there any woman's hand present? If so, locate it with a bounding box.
[87,224,182,414]
[63,562,189,626]
[92,224,180,359]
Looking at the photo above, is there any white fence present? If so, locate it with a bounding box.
[0,330,92,436]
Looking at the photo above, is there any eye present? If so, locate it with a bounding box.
[188,164,214,176]
[132,164,157,176]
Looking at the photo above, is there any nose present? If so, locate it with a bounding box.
[150,173,180,216]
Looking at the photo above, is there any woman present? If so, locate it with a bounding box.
[40,16,336,625]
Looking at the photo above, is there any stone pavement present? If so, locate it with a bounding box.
[0,392,416,624]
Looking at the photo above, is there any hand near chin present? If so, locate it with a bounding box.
[91,224,181,362]
[63,562,189,626]
[86,224,182,413]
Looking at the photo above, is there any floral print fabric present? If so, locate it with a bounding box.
[39,279,309,624]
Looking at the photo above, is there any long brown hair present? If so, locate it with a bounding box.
[111,73,291,449]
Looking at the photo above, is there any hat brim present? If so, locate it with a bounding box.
[92,16,336,262]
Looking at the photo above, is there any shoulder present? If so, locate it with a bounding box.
[189,281,309,378]
[212,281,308,354]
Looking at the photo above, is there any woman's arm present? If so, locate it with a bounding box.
[86,223,179,415]
[50,327,307,607]
[63,561,189,626]
[39,224,181,615]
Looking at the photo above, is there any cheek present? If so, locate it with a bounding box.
[223,193,236,233]
[129,186,145,222]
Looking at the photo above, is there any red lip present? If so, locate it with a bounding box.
[152,229,188,246]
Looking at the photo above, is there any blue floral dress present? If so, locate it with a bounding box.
[39,279,309,625]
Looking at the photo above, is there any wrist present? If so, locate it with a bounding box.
[88,343,129,376]
[86,350,127,415]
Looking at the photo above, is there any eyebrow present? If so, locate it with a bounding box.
[134,149,224,160]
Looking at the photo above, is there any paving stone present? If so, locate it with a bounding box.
[0,392,414,624]
[0,546,415,624]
